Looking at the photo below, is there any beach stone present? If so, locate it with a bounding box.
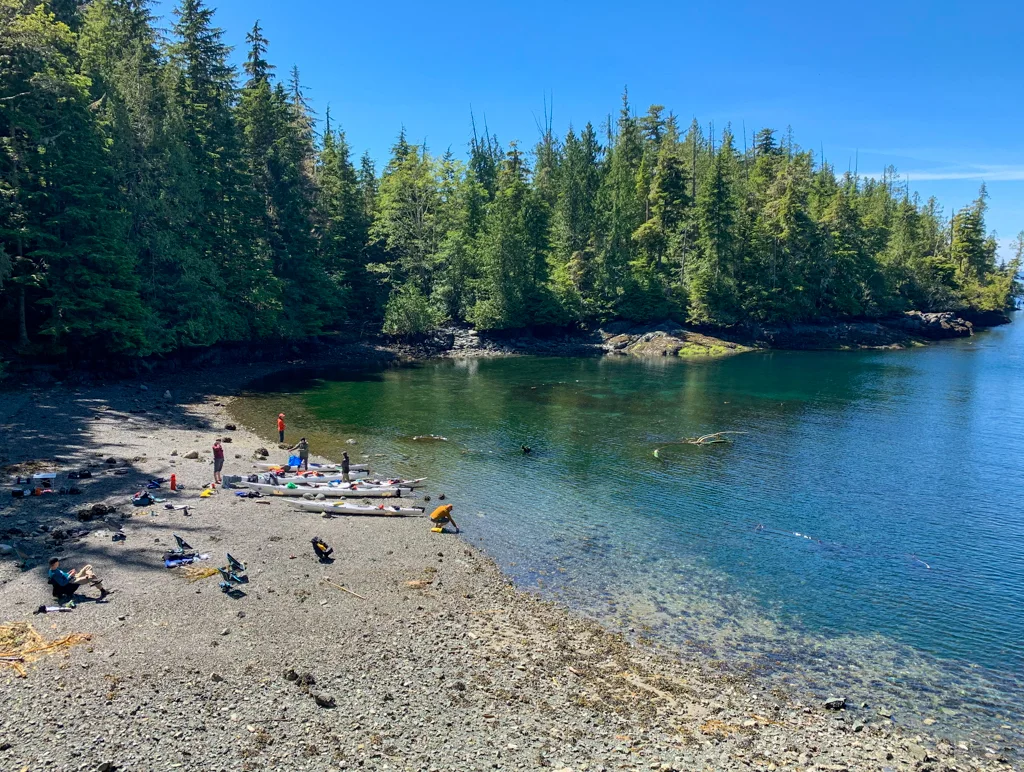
[314,693,336,708]
[184,451,199,460]
[0,544,13,555]
[283,669,298,681]
[224,424,236,431]
[907,743,933,762]
[163,390,172,399]
[823,697,847,711]
[210,673,224,682]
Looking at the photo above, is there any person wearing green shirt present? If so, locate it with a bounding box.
[289,437,310,471]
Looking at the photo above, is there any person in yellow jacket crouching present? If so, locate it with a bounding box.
[429,504,458,533]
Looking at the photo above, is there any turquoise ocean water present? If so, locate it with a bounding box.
[232,316,1024,748]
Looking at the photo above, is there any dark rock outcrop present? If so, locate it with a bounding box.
[884,311,973,340]
[957,308,1011,328]
[743,321,912,350]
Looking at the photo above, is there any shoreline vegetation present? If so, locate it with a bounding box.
[1,1,1021,372]
[0,365,1017,770]
[2,308,1010,384]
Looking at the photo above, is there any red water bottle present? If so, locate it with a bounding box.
[170,474,177,491]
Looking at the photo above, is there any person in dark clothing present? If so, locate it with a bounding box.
[212,438,225,484]
[289,437,310,471]
[342,451,351,482]
[48,557,109,607]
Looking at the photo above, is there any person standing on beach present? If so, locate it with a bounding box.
[341,451,351,482]
[277,413,286,443]
[289,437,310,471]
[212,438,225,485]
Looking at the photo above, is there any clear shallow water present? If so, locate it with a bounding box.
[231,317,1024,747]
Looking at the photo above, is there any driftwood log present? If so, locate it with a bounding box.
[654,432,747,457]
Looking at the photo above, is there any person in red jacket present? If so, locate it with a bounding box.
[212,438,225,484]
[277,413,286,443]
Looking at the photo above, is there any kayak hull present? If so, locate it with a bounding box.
[242,482,401,498]
[253,462,370,473]
[290,500,425,516]
[269,476,425,490]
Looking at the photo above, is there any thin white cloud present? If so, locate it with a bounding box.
[861,165,1024,182]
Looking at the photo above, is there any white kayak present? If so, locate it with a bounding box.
[242,482,401,498]
[291,500,425,516]
[270,476,426,489]
[253,461,370,473]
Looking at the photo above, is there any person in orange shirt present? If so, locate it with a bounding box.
[277,413,286,443]
[429,504,458,533]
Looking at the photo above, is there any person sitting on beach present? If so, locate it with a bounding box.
[342,451,351,482]
[212,438,225,485]
[289,437,310,471]
[277,413,286,443]
[47,557,110,606]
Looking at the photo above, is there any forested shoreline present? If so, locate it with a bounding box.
[1,0,1021,364]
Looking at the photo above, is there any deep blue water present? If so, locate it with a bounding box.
[232,315,1024,745]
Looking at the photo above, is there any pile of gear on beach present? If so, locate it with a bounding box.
[4,431,458,618]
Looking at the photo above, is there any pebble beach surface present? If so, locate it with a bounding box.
[0,364,1014,772]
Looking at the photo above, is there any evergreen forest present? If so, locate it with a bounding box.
[2,0,1021,361]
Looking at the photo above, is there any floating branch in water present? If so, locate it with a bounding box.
[654,431,747,456]
[411,435,448,442]
[684,431,747,445]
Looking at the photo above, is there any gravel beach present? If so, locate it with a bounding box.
[0,364,1014,772]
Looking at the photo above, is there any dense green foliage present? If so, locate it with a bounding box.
[1,1,1020,353]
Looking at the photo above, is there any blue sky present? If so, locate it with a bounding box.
[153,0,1023,258]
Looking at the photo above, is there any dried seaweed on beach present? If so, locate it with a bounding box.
[0,622,92,677]
[182,566,220,582]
